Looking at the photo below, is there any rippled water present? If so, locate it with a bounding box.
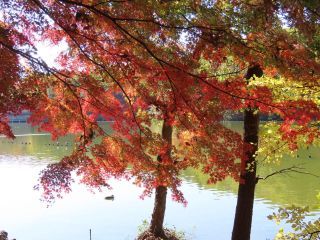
[0,123,319,240]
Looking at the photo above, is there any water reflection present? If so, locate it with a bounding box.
[183,156,320,211]
[0,123,319,240]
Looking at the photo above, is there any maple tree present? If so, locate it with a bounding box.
[195,2,320,239]
[1,0,320,239]
[202,2,320,239]
[1,1,245,238]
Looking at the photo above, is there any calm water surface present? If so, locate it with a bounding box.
[0,122,319,240]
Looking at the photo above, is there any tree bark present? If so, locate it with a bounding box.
[231,65,262,240]
[149,185,168,237]
[149,115,172,238]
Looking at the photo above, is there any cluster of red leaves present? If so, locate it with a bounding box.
[0,23,32,138]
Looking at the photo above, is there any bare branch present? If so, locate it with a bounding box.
[256,164,319,183]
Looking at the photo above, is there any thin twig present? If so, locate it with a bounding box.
[256,164,319,183]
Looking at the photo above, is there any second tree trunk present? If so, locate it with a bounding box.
[231,65,262,240]
[149,114,172,238]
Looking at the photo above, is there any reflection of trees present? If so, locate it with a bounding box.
[183,151,320,211]
[2,123,319,211]
[0,131,74,161]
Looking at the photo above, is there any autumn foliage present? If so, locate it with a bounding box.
[0,1,320,238]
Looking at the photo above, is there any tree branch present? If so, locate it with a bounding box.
[256,164,319,184]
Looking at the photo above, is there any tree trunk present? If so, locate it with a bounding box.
[231,65,262,240]
[149,115,172,238]
[150,185,168,237]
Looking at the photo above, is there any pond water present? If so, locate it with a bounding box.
[0,122,319,240]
